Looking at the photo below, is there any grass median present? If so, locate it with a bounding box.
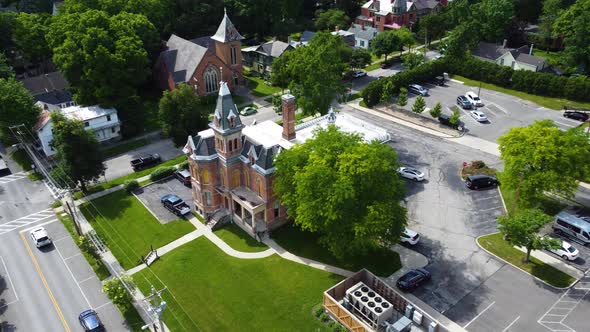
[245,75,282,97]
[478,233,575,288]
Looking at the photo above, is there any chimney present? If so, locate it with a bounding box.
[334,25,339,32]
[529,43,534,55]
[281,94,296,141]
[502,39,507,49]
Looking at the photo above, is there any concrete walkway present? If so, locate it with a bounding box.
[515,246,585,280]
[385,244,430,283]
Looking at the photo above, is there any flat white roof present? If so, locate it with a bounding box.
[62,105,117,121]
[294,112,390,144]
[242,121,293,149]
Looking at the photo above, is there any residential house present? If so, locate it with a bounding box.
[288,28,355,48]
[348,24,379,49]
[355,0,447,31]
[157,10,244,96]
[289,30,317,48]
[241,40,294,78]
[35,104,121,157]
[332,28,356,47]
[22,72,76,108]
[472,41,548,72]
[184,80,389,238]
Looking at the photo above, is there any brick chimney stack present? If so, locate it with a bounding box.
[281,94,296,141]
[334,25,339,32]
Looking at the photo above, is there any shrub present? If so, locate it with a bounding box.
[327,320,336,328]
[319,313,330,322]
[397,87,408,106]
[333,324,347,332]
[412,95,426,113]
[449,108,461,127]
[430,102,442,118]
[362,80,385,108]
[102,276,135,309]
[314,306,325,318]
[124,180,139,193]
[150,166,175,181]
[471,160,486,169]
[78,236,99,259]
[178,160,189,170]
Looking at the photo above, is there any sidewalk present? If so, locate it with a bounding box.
[385,244,429,283]
[515,246,584,280]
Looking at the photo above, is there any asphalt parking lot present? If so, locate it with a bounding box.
[344,107,506,313]
[133,176,193,223]
[405,80,582,142]
[546,231,590,272]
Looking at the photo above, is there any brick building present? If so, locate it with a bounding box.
[157,9,244,96]
[184,82,390,238]
[355,0,447,31]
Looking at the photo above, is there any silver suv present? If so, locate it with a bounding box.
[408,84,428,96]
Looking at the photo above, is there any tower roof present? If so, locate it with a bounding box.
[211,9,244,43]
[210,81,243,134]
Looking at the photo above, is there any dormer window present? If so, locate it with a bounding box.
[229,117,235,128]
[214,116,220,127]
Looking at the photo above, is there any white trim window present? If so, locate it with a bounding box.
[204,67,220,93]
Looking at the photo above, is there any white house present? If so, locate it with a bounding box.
[348,24,379,49]
[35,103,121,157]
[472,41,548,72]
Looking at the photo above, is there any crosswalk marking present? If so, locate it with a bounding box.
[0,172,28,185]
[538,274,590,331]
[0,209,56,235]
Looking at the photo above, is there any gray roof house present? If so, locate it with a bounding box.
[241,40,294,78]
[21,72,76,108]
[348,24,379,49]
[472,41,548,72]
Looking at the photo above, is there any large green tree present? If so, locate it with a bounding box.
[14,13,52,65]
[273,126,407,258]
[271,32,346,115]
[553,0,590,73]
[158,83,209,147]
[498,120,590,204]
[47,9,158,106]
[417,13,448,44]
[0,53,13,79]
[314,8,349,31]
[0,77,40,144]
[0,11,17,51]
[498,208,559,262]
[50,111,105,193]
[445,21,481,58]
[473,0,514,42]
[370,30,402,61]
[349,48,371,70]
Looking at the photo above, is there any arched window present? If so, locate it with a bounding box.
[204,67,219,94]
[232,170,240,187]
[245,170,250,187]
[202,169,210,184]
[256,178,263,196]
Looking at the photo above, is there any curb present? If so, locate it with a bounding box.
[475,232,578,290]
[497,186,508,214]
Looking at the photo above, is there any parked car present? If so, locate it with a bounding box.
[175,169,191,187]
[401,228,420,245]
[432,75,445,86]
[352,70,367,78]
[130,153,161,171]
[79,309,104,332]
[465,174,499,190]
[470,110,488,122]
[396,268,431,291]
[408,84,428,96]
[456,95,473,110]
[30,227,52,248]
[161,194,191,216]
[563,111,589,122]
[380,62,392,69]
[545,238,579,261]
[398,166,425,182]
[240,106,257,116]
[465,91,484,107]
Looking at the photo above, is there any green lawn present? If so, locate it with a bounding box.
[478,233,575,288]
[133,237,341,331]
[80,189,195,270]
[245,75,282,97]
[10,149,33,171]
[272,224,401,277]
[102,139,150,159]
[214,223,268,252]
[57,213,111,280]
[76,155,186,199]
[499,182,565,216]
[453,75,590,110]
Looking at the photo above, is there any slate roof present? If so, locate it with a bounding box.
[210,81,243,134]
[348,24,379,41]
[473,42,546,67]
[413,0,439,10]
[22,72,70,96]
[301,31,316,42]
[246,40,293,58]
[211,9,244,43]
[472,42,510,61]
[191,134,217,157]
[511,51,547,67]
[161,34,208,84]
[34,90,73,105]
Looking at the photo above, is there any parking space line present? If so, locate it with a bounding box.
[93,302,111,311]
[18,219,58,233]
[63,252,82,260]
[0,256,18,302]
[77,276,95,284]
[463,301,495,328]
[53,235,72,243]
[501,316,519,332]
[53,241,93,309]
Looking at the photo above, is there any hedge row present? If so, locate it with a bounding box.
[149,166,176,181]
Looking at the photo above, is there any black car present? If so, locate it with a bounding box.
[465,174,499,190]
[396,268,431,291]
[563,111,589,122]
[433,75,445,86]
[457,95,473,110]
[79,310,104,332]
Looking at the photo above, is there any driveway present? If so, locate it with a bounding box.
[344,106,506,313]
[133,176,193,223]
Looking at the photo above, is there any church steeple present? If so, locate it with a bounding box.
[211,8,244,43]
[210,79,243,160]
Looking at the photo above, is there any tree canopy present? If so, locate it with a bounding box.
[50,111,106,193]
[473,0,514,42]
[314,8,349,31]
[498,120,590,204]
[271,32,347,116]
[350,48,371,70]
[14,13,52,64]
[498,208,558,262]
[0,11,17,51]
[158,83,210,147]
[0,77,40,144]
[47,9,158,106]
[370,30,402,61]
[273,126,407,258]
[553,0,590,74]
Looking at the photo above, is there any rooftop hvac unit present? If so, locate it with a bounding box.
[413,311,423,325]
[344,282,394,328]
[405,304,414,319]
[428,322,438,332]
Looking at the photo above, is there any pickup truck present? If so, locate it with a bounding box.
[160,194,191,216]
[130,153,161,171]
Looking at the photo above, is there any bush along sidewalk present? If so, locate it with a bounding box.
[312,304,347,332]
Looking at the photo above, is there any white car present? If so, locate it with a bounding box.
[30,227,52,248]
[401,228,420,245]
[470,110,488,122]
[398,167,425,182]
[465,91,483,107]
[548,240,579,261]
[352,70,367,78]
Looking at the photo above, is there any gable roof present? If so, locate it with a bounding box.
[162,34,208,84]
[413,0,439,10]
[22,72,70,96]
[255,40,293,58]
[511,51,547,67]
[211,9,244,43]
[34,90,74,105]
[473,42,547,67]
[472,42,507,60]
[348,24,379,41]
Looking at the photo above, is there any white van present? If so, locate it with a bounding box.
[553,211,590,245]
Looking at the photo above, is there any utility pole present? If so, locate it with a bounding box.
[142,286,167,332]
